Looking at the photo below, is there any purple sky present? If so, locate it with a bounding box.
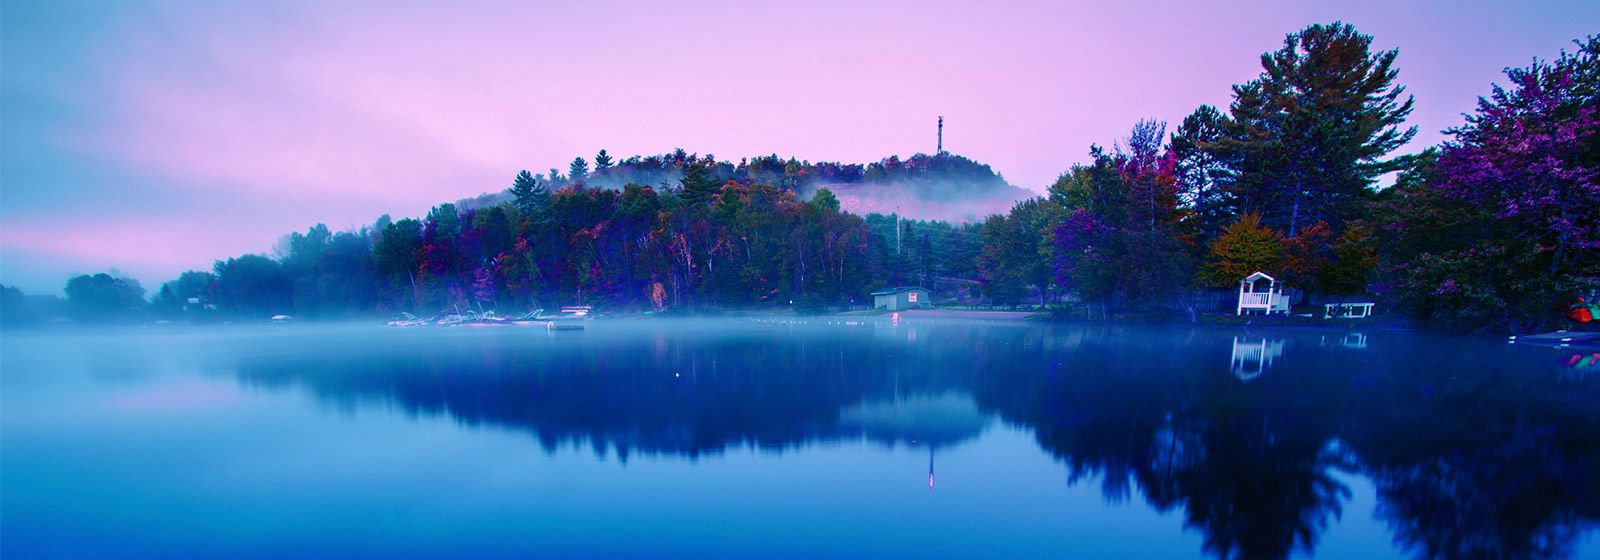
[2,0,1594,295]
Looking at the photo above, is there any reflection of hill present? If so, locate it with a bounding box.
[837,392,991,448]
[224,321,1600,559]
[226,322,988,459]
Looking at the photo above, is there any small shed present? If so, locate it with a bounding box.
[872,287,931,311]
[1236,272,1290,315]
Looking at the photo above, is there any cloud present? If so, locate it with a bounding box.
[88,5,521,209]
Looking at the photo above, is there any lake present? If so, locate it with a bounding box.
[2,317,1597,559]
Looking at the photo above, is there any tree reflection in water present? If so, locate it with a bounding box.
[218,320,1599,559]
[1348,342,1600,560]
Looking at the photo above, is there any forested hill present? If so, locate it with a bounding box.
[458,150,1031,223]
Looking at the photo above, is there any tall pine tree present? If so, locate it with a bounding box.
[1171,105,1235,244]
[1216,22,1416,235]
[509,170,548,217]
[568,157,590,184]
[679,162,720,206]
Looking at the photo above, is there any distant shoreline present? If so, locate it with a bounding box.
[885,309,1037,321]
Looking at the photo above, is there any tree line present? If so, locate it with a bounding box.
[974,23,1597,332]
[4,23,1594,333]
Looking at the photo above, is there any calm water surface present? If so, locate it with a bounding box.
[3,318,1597,559]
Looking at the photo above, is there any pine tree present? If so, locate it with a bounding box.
[679,162,720,206]
[1216,22,1416,235]
[1172,105,1234,244]
[569,157,590,184]
[593,149,614,174]
[509,170,545,217]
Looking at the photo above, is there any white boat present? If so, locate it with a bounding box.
[386,312,430,327]
[436,313,470,326]
[542,306,592,331]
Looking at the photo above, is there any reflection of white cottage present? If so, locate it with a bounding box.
[1230,336,1286,381]
[1236,272,1291,315]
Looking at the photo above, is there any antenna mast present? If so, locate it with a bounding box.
[937,115,944,154]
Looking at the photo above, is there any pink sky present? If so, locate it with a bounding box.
[2,0,1594,294]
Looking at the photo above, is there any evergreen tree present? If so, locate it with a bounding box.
[679,162,720,206]
[510,170,548,217]
[1172,105,1235,244]
[425,203,462,241]
[593,149,614,174]
[569,157,590,184]
[1217,22,1416,235]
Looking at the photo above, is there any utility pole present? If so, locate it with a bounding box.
[937,115,944,154]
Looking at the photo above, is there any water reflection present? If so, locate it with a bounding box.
[837,392,989,489]
[1229,336,1287,381]
[216,320,1599,559]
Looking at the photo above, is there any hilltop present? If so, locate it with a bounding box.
[457,150,1032,223]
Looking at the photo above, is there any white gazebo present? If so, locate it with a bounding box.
[1236,271,1290,315]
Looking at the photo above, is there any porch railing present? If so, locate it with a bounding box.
[1239,292,1272,307]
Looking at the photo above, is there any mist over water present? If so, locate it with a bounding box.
[3,318,1596,558]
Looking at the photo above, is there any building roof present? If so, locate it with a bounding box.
[870,286,928,296]
[1241,271,1276,283]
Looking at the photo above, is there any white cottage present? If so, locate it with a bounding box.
[1236,271,1290,315]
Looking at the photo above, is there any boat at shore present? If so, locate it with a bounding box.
[385,307,593,330]
[542,306,592,331]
